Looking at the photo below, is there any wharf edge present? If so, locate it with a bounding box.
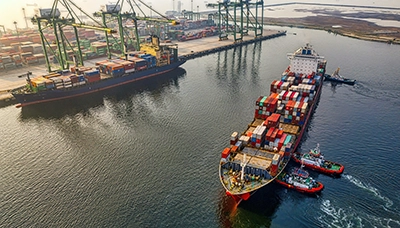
[0,30,286,107]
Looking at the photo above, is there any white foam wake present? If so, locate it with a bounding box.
[318,200,362,228]
[318,200,400,228]
[343,174,393,208]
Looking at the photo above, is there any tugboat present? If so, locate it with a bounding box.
[275,167,324,194]
[324,68,356,85]
[292,144,344,176]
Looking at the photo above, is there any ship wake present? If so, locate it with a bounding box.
[318,199,400,228]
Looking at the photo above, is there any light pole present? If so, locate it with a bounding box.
[13,21,19,37]
[22,8,29,28]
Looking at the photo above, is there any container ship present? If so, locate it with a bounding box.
[11,35,186,108]
[219,44,326,203]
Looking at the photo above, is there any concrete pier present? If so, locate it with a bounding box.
[175,29,286,60]
[0,29,286,107]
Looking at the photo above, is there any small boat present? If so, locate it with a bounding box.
[325,67,356,85]
[275,167,324,194]
[292,144,344,176]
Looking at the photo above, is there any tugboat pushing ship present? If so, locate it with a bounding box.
[219,44,327,203]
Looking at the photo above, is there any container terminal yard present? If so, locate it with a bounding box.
[0,28,286,107]
[0,0,286,107]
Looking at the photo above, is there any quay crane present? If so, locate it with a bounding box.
[31,0,118,71]
[31,0,179,72]
[206,0,264,41]
[93,0,179,59]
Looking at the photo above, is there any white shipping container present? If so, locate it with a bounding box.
[301,103,308,112]
[231,131,238,139]
[125,68,135,73]
[294,101,300,112]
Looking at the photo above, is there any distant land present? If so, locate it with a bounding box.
[262,7,400,44]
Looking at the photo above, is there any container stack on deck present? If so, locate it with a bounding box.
[221,67,324,179]
[21,48,166,93]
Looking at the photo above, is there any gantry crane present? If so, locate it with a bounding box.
[31,0,178,72]
[31,0,117,71]
[93,0,179,58]
[206,0,264,41]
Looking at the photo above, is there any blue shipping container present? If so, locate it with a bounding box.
[111,68,125,77]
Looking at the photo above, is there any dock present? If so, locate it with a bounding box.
[0,29,286,107]
[176,29,286,60]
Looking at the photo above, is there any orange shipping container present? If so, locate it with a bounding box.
[221,148,231,159]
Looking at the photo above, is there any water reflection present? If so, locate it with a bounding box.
[214,40,263,87]
[19,68,187,120]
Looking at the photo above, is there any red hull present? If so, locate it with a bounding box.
[292,154,344,176]
[275,179,324,194]
[226,191,250,204]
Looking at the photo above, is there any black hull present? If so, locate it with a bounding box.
[12,60,186,107]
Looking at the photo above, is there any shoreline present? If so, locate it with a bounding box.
[262,15,400,45]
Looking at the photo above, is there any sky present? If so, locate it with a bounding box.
[0,0,399,32]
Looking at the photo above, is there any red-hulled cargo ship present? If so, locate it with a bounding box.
[218,44,326,203]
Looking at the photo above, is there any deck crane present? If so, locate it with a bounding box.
[206,0,264,41]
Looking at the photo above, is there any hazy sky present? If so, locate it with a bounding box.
[0,0,399,31]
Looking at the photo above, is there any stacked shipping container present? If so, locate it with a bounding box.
[222,69,322,174]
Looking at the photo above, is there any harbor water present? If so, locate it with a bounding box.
[1,26,400,227]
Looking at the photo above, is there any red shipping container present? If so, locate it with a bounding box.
[270,80,278,89]
[277,81,283,89]
[283,91,289,100]
[286,100,296,111]
[268,113,280,123]
[265,127,275,141]
[221,148,231,159]
[277,130,284,139]
[69,75,78,83]
[278,133,287,148]
[85,74,100,83]
[254,109,259,119]
[231,146,238,152]
[271,128,279,140]
[289,92,295,100]
[255,96,263,106]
